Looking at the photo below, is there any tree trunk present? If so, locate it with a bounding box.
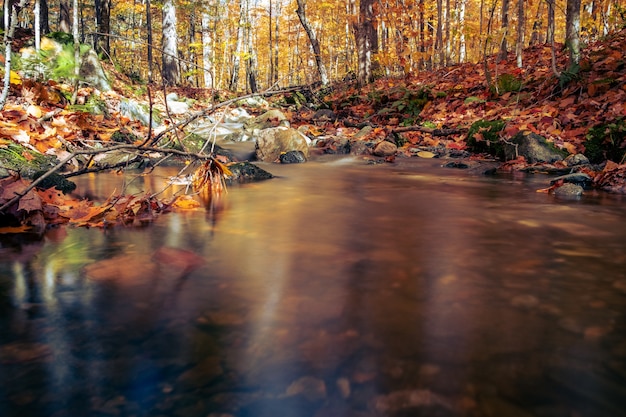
[71,0,79,104]
[201,7,214,89]
[59,0,71,33]
[435,0,443,65]
[352,0,376,84]
[458,0,466,62]
[498,0,510,61]
[161,0,180,85]
[546,0,555,44]
[529,0,544,45]
[0,0,28,109]
[40,0,50,34]
[565,0,581,65]
[229,0,245,90]
[35,0,41,50]
[95,0,111,56]
[515,0,524,68]
[146,0,153,81]
[295,0,329,86]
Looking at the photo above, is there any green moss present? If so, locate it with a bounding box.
[466,119,506,157]
[0,143,57,178]
[32,171,76,194]
[584,118,626,163]
[111,130,141,144]
[490,73,522,95]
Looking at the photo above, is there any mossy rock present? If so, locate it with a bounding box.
[111,129,141,144]
[466,119,506,158]
[503,131,567,163]
[0,143,57,178]
[490,73,522,95]
[584,119,626,164]
[32,171,76,194]
[226,162,273,184]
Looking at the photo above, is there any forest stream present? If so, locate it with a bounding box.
[1,156,626,417]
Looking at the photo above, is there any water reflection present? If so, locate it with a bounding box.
[1,159,626,417]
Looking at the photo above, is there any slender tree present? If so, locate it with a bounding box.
[295,0,329,85]
[59,0,71,32]
[515,0,524,67]
[498,0,510,61]
[201,2,214,88]
[565,0,582,65]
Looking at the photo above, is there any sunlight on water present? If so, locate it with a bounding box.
[1,158,626,417]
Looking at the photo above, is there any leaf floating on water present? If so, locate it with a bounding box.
[416,151,436,158]
[172,195,201,210]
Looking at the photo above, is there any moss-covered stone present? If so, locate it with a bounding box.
[584,119,626,164]
[466,119,506,158]
[0,143,57,179]
[32,171,76,194]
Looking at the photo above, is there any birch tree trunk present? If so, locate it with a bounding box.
[71,0,80,104]
[515,0,524,68]
[458,0,466,62]
[201,6,214,89]
[0,0,28,109]
[295,0,329,86]
[162,0,180,85]
[547,0,555,44]
[565,0,581,65]
[35,0,41,50]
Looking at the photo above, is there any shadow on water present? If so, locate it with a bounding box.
[1,157,626,417]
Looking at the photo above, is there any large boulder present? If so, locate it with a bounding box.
[245,109,289,131]
[254,127,310,162]
[503,131,567,163]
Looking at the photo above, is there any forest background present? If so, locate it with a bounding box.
[4,0,625,92]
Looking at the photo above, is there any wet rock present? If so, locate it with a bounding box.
[254,127,310,162]
[554,183,583,198]
[245,109,289,131]
[165,94,190,115]
[280,150,307,164]
[510,294,540,309]
[372,141,398,157]
[503,131,566,163]
[225,162,273,184]
[349,139,377,155]
[550,173,592,188]
[353,125,373,139]
[564,153,590,166]
[284,376,327,401]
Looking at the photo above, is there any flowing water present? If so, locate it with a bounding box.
[1,157,626,417]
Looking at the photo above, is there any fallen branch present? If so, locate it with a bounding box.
[0,144,219,213]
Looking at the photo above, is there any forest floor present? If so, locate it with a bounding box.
[1,28,626,231]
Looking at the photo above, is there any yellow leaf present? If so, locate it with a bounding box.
[417,151,436,158]
[173,195,201,210]
[9,71,21,85]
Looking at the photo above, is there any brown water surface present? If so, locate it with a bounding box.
[1,157,626,417]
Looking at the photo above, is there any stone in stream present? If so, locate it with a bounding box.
[372,141,398,157]
[226,162,273,184]
[254,127,310,162]
[550,173,592,188]
[280,150,307,164]
[503,131,567,163]
[554,183,584,198]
